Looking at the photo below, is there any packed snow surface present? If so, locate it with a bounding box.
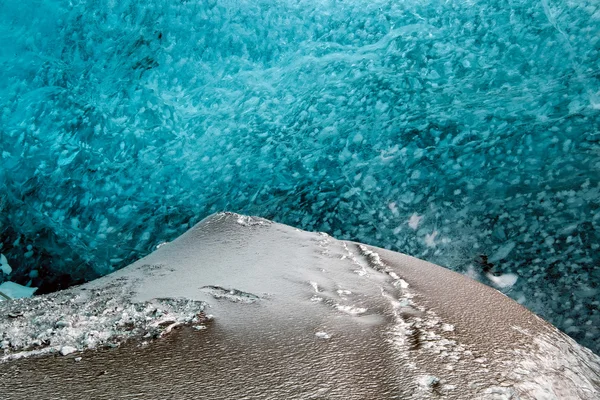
[1,213,599,399]
[0,0,599,353]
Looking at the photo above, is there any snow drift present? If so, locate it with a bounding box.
[1,213,599,399]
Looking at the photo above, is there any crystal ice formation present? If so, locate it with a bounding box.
[0,0,599,353]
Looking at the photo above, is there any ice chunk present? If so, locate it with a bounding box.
[315,331,331,339]
[408,214,423,230]
[417,375,440,389]
[0,282,37,300]
[424,231,438,248]
[0,254,12,275]
[489,242,516,263]
[59,346,78,356]
[0,214,598,398]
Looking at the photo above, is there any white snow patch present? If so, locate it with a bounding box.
[505,327,600,399]
[315,331,331,339]
[408,213,423,230]
[309,281,320,293]
[424,230,438,247]
[335,304,367,315]
[486,273,518,289]
[59,346,78,356]
[417,375,440,389]
[234,213,270,227]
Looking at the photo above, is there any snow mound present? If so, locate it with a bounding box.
[0,213,599,399]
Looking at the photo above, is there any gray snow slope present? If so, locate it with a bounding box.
[1,213,599,399]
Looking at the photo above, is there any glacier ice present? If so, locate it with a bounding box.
[0,0,599,353]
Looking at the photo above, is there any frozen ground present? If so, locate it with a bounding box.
[1,213,599,399]
[0,0,599,353]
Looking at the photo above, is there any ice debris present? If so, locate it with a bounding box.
[417,375,440,389]
[315,332,331,340]
[0,278,207,361]
[0,282,37,300]
[59,346,77,356]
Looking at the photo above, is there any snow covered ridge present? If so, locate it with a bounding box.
[1,213,599,400]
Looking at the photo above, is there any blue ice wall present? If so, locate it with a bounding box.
[1,0,599,351]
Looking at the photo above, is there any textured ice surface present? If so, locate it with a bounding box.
[1,0,599,353]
